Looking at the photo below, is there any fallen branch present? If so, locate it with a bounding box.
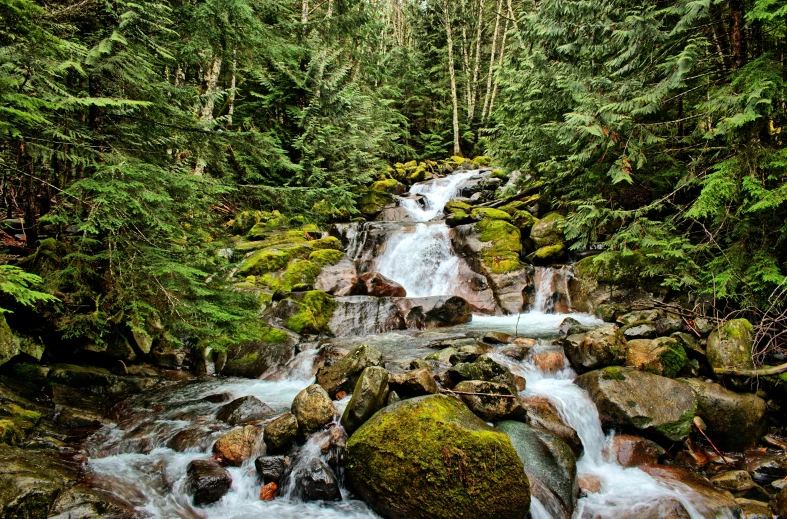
[440,388,517,399]
[693,418,731,467]
[713,362,787,377]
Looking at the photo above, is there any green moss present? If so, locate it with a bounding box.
[0,419,23,446]
[444,200,472,215]
[653,404,696,441]
[372,178,405,194]
[500,207,538,232]
[471,207,512,222]
[309,236,342,251]
[534,243,566,260]
[476,220,522,273]
[601,366,627,381]
[574,251,649,287]
[345,395,529,519]
[282,260,321,290]
[490,169,508,181]
[231,210,264,234]
[237,248,296,276]
[313,199,352,222]
[246,211,290,239]
[358,189,393,216]
[658,339,688,379]
[309,249,343,267]
[287,291,337,335]
[722,318,753,340]
[471,155,493,167]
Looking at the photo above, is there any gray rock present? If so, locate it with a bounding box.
[447,354,519,394]
[263,413,298,453]
[316,344,383,398]
[291,384,335,434]
[388,368,439,398]
[453,380,523,422]
[563,325,627,372]
[707,319,755,371]
[216,396,274,425]
[296,458,341,501]
[255,455,288,484]
[341,366,389,434]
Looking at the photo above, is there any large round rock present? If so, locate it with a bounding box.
[345,394,530,519]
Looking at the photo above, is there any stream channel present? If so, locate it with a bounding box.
[83,171,736,518]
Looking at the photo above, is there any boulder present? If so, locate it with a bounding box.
[743,452,787,485]
[530,212,565,249]
[519,396,583,458]
[341,366,390,434]
[212,425,261,466]
[263,413,298,454]
[562,325,627,372]
[353,272,407,297]
[707,318,755,371]
[167,428,213,452]
[641,465,742,518]
[216,396,274,425]
[316,344,383,398]
[453,381,524,422]
[625,337,687,378]
[0,314,19,368]
[291,384,335,434]
[620,321,658,340]
[186,459,232,506]
[388,368,439,398]
[423,296,472,327]
[680,378,766,451]
[345,395,530,519]
[446,355,519,394]
[710,470,756,492]
[483,331,514,344]
[295,458,341,501]
[256,455,288,485]
[497,421,577,519]
[605,434,665,467]
[220,326,297,378]
[315,258,357,296]
[574,367,697,442]
[773,486,787,518]
[530,346,569,374]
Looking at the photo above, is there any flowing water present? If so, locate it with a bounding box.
[84,170,731,518]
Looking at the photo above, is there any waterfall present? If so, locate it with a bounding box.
[374,171,479,297]
[532,267,556,313]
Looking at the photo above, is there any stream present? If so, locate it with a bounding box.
[84,171,735,518]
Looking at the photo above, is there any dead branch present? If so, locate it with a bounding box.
[440,388,517,399]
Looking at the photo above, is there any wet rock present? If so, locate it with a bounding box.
[680,378,766,451]
[558,317,582,336]
[409,359,429,370]
[425,347,457,363]
[773,486,787,517]
[497,421,577,519]
[341,366,389,434]
[264,413,298,454]
[498,339,536,360]
[291,384,335,434]
[625,337,687,378]
[736,499,772,519]
[575,367,697,442]
[296,458,341,501]
[563,325,627,372]
[605,434,665,467]
[316,344,383,398]
[711,470,756,492]
[216,396,275,425]
[530,347,568,374]
[707,318,755,371]
[315,258,357,296]
[150,337,187,368]
[519,396,583,458]
[345,395,530,519]
[388,368,438,398]
[423,296,472,327]
[641,464,742,518]
[47,364,120,394]
[595,303,627,323]
[386,391,401,406]
[220,327,297,378]
[446,354,519,394]
[530,212,565,249]
[212,425,261,466]
[260,482,278,501]
[0,315,19,368]
[202,392,233,404]
[578,474,601,495]
[598,499,692,519]
[167,428,213,452]
[0,446,76,519]
[353,272,407,297]
[449,351,480,364]
[483,331,514,344]
[328,296,406,336]
[186,459,232,506]
[744,452,787,485]
[453,381,523,422]
[256,455,288,484]
[47,485,140,519]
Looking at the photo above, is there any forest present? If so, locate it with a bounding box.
[1,1,787,517]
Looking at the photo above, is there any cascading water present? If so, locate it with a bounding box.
[375,171,479,297]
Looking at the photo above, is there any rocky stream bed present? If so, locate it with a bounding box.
[1,168,786,519]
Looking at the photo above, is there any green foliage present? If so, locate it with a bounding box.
[0,266,57,313]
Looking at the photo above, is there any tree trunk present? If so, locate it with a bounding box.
[488,17,509,118]
[481,0,502,122]
[444,0,462,156]
[326,0,334,18]
[728,0,746,68]
[467,0,485,122]
[227,51,237,128]
[302,0,309,23]
[194,58,222,175]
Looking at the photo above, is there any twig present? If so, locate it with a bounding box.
[440,388,517,399]
[693,419,730,467]
[713,362,787,377]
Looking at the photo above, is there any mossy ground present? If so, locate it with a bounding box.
[345,395,529,519]
[476,220,522,273]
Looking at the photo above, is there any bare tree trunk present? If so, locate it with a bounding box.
[729,0,746,68]
[227,51,237,128]
[506,0,525,48]
[481,0,502,122]
[468,0,485,122]
[444,0,462,156]
[488,17,509,117]
[302,0,309,23]
[194,58,222,175]
[326,0,334,18]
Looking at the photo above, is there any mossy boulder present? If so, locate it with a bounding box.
[316,344,383,398]
[345,394,530,519]
[246,211,290,239]
[444,200,472,215]
[309,249,343,267]
[372,178,407,195]
[447,355,519,394]
[281,259,322,290]
[625,337,687,378]
[562,325,627,372]
[0,420,23,446]
[706,318,754,371]
[529,212,565,249]
[286,290,336,335]
[0,314,19,368]
[575,367,697,442]
[470,207,512,222]
[573,251,649,287]
[231,210,265,235]
[237,246,305,277]
[532,243,566,262]
[476,219,522,273]
[358,189,393,217]
[500,205,538,234]
[341,366,390,434]
[291,384,335,435]
[218,323,296,378]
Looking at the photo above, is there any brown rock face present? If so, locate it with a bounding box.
[260,482,278,501]
[353,272,407,297]
[605,434,665,467]
[291,384,335,435]
[388,368,439,398]
[212,425,262,466]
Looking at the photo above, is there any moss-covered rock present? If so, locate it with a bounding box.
[573,251,649,287]
[0,420,23,446]
[706,318,754,371]
[372,179,407,195]
[286,290,336,335]
[237,246,305,277]
[246,211,290,239]
[316,344,384,398]
[341,366,389,434]
[575,367,697,442]
[358,189,393,217]
[500,204,538,233]
[476,220,522,273]
[309,249,343,267]
[533,243,566,262]
[470,207,512,222]
[281,260,321,290]
[231,210,264,235]
[0,314,19,368]
[625,337,687,378]
[529,212,565,249]
[562,325,627,372]
[345,394,530,519]
[218,323,296,378]
[444,200,472,215]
